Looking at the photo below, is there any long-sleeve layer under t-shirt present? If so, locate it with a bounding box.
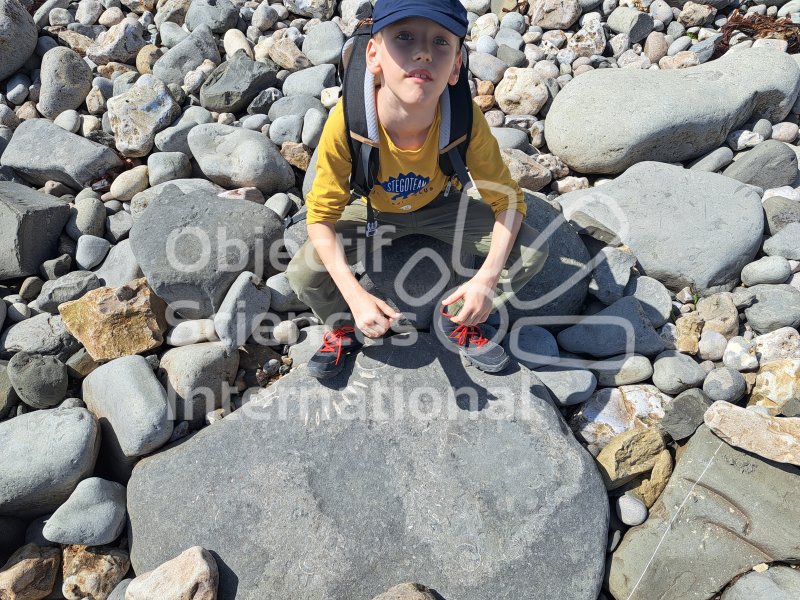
[305,99,527,225]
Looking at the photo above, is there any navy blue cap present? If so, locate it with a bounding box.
[372,0,469,38]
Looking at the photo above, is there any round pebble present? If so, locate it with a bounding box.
[616,494,648,526]
[53,109,81,133]
[741,256,792,286]
[697,330,727,361]
[7,352,68,409]
[702,367,746,403]
[75,235,112,270]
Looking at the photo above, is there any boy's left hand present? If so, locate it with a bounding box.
[441,274,496,326]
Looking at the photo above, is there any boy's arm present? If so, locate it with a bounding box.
[442,209,523,326]
[307,222,401,338]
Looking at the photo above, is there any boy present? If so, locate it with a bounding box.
[286,0,548,379]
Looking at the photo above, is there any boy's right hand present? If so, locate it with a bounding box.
[350,291,401,338]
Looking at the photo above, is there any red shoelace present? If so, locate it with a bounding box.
[319,326,356,364]
[440,311,489,348]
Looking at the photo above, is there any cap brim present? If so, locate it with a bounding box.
[372,8,467,39]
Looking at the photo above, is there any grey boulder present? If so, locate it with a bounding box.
[281,64,336,99]
[301,20,345,66]
[0,0,37,81]
[36,46,93,119]
[129,185,283,318]
[0,313,80,361]
[42,477,126,545]
[1,119,123,188]
[0,408,99,519]
[763,222,800,260]
[0,182,71,279]
[184,0,237,32]
[721,566,800,600]
[152,24,221,86]
[557,296,666,358]
[188,124,295,195]
[560,162,763,295]
[7,351,68,409]
[722,140,799,189]
[609,425,800,600]
[742,284,800,333]
[546,48,800,173]
[651,350,706,395]
[128,333,608,600]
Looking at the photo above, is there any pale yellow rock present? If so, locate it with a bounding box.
[280,141,311,170]
[696,293,738,339]
[125,546,218,600]
[623,448,673,507]
[267,37,311,71]
[675,312,704,354]
[110,165,149,202]
[223,29,253,59]
[61,545,129,600]
[704,401,800,466]
[0,544,60,600]
[371,582,439,600]
[59,278,167,361]
[596,427,666,489]
[659,51,700,70]
[501,148,552,192]
[749,359,800,415]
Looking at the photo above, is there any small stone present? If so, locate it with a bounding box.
[625,448,673,508]
[764,223,800,260]
[616,494,648,526]
[213,271,271,352]
[266,272,308,312]
[0,543,61,599]
[704,400,800,466]
[652,350,707,395]
[35,271,101,314]
[125,546,218,600]
[535,366,597,406]
[750,359,800,415]
[591,354,654,386]
[371,583,439,600]
[53,109,81,133]
[36,47,93,119]
[658,50,699,69]
[674,312,704,354]
[505,324,559,368]
[59,277,167,361]
[146,151,191,186]
[696,293,739,339]
[42,477,126,545]
[62,544,130,600]
[753,327,800,365]
[608,6,654,43]
[7,351,68,409]
[596,427,665,490]
[698,330,727,361]
[702,366,746,403]
[110,165,150,202]
[771,122,799,143]
[727,129,764,151]
[165,319,219,346]
[723,335,759,371]
[272,319,300,345]
[66,196,106,240]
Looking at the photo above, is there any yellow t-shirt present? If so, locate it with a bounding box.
[305,99,527,224]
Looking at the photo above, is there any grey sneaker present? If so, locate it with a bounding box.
[436,310,509,373]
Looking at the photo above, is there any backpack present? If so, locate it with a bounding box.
[339,21,475,235]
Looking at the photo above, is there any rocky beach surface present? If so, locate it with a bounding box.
[1,0,800,598]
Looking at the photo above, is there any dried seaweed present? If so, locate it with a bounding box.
[717,9,800,56]
[503,1,530,14]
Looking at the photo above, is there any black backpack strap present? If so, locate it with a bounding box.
[438,46,473,189]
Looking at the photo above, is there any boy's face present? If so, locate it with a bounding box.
[366,17,463,109]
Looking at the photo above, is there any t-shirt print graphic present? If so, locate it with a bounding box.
[378,172,431,204]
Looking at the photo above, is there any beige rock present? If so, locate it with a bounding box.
[96,61,138,79]
[57,30,94,55]
[570,384,673,453]
[371,583,439,600]
[750,359,800,415]
[643,32,668,64]
[696,292,738,339]
[678,1,716,27]
[280,141,311,170]
[476,80,494,96]
[528,0,581,30]
[628,448,673,507]
[704,401,800,466]
[675,311,704,354]
[568,14,606,58]
[501,148,552,192]
[473,94,495,112]
[125,546,218,600]
[753,327,800,365]
[267,37,311,71]
[0,544,61,600]
[596,427,666,489]
[658,50,700,70]
[223,29,253,59]
[495,67,549,116]
[14,101,39,121]
[553,176,589,193]
[59,278,167,361]
[535,153,569,178]
[61,545,129,600]
[109,165,149,202]
[136,44,163,74]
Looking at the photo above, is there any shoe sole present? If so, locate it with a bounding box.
[461,351,510,373]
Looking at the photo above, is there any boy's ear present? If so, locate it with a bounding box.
[366,37,382,76]
[448,48,463,86]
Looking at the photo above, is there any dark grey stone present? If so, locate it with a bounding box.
[0,516,26,565]
[282,64,336,98]
[36,46,93,119]
[301,20,345,66]
[763,195,800,235]
[246,87,283,115]
[490,127,531,152]
[609,425,800,600]
[35,270,101,313]
[743,284,800,334]
[623,275,672,328]
[468,52,508,84]
[0,119,123,188]
[587,244,637,305]
[108,579,132,600]
[92,239,143,288]
[0,182,71,279]
[7,351,68,409]
[688,146,734,172]
[504,324,560,368]
[152,25,221,86]
[557,296,666,358]
[722,140,799,189]
[199,50,279,114]
[689,34,721,63]
[534,365,597,406]
[661,388,711,439]
[128,333,608,600]
[268,94,325,120]
[0,360,19,419]
[130,185,284,319]
[560,162,764,295]
[40,253,72,280]
[0,407,99,519]
[184,0,237,33]
[496,45,527,68]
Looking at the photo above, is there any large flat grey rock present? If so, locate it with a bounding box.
[0,119,123,188]
[609,425,800,600]
[0,182,71,279]
[129,185,283,318]
[0,408,100,519]
[0,0,37,82]
[545,48,800,174]
[128,333,608,600]
[560,162,763,294]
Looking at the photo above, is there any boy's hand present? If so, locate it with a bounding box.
[442,275,496,326]
[350,291,402,338]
